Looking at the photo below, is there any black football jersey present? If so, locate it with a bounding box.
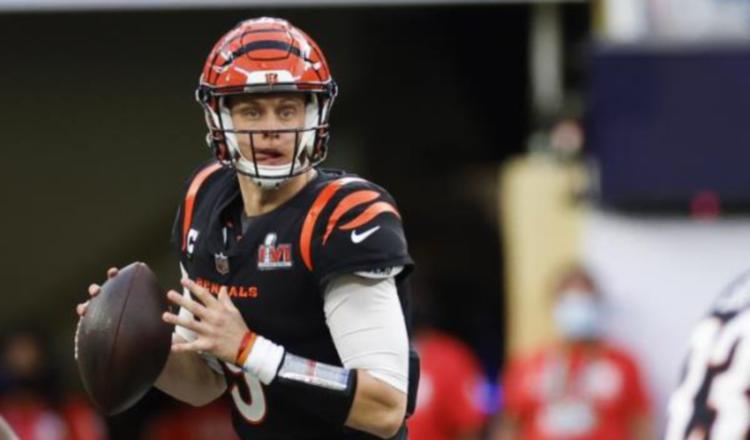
[171,162,418,440]
[666,270,750,440]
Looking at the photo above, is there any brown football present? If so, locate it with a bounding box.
[76,262,172,415]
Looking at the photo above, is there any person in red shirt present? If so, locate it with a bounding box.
[0,329,105,440]
[0,415,19,440]
[494,266,654,440]
[60,395,106,440]
[0,329,70,440]
[142,399,239,440]
[408,329,486,440]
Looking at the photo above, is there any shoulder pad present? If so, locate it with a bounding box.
[299,177,411,284]
[173,162,224,252]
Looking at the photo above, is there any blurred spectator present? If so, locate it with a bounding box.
[407,329,486,440]
[141,398,238,440]
[0,415,19,440]
[61,395,106,440]
[0,328,105,440]
[0,328,69,440]
[492,266,654,440]
[407,290,487,440]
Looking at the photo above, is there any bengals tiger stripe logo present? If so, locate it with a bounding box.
[299,178,400,271]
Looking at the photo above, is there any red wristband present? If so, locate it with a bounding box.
[235,330,257,366]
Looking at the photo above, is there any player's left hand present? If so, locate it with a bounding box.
[162,278,249,365]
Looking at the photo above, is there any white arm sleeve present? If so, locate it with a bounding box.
[174,264,225,375]
[323,273,409,393]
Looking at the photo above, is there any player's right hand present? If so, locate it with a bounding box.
[76,267,119,317]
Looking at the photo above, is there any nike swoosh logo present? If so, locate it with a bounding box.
[351,225,381,244]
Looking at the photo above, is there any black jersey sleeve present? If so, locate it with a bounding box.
[308,181,413,287]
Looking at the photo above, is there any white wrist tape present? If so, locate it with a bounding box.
[242,335,285,385]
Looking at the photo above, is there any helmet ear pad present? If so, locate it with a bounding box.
[218,144,230,161]
[313,125,330,161]
[203,112,231,163]
[213,136,230,162]
[204,95,240,164]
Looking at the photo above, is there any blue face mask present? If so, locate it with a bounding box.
[553,290,603,341]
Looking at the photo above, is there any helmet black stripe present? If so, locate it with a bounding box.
[220,40,303,66]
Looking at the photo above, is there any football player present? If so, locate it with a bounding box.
[666,271,750,440]
[76,17,418,439]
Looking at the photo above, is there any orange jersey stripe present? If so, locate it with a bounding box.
[181,163,223,251]
[338,201,400,231]
[322,190,380,244]
[300,177,364,271]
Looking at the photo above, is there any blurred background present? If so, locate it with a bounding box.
[1,0,750,439]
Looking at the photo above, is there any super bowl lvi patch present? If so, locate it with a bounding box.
[258,233,293,270]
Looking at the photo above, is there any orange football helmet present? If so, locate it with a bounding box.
[196,17,337,188]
